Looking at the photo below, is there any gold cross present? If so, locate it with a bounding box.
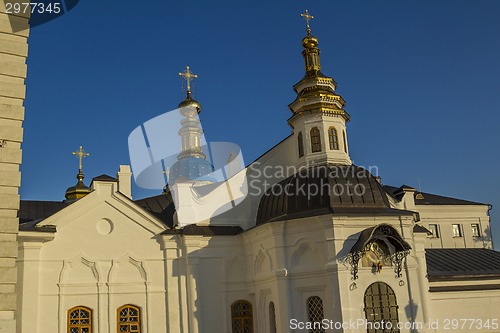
[72,145,89,171]
[301,9,314,31]
[179,66,198,93]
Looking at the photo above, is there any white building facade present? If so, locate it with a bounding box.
[15,13,500,333]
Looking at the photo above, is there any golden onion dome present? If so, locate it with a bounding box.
[65,170,91,201]
[302,35,319,49]
[178,93,201,114]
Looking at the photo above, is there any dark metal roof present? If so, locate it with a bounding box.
[19,220,56,232]
[19,175,120,225]
[350,224,411,254]
[429,284,500,293]
[134,191,176,228]
[19,200,68,223]
[384,185,486,206]
[413,224,432,234]
[426,248,500,281]
[257,165,413,225]
[18,191,176,231]
[92,174,118,182]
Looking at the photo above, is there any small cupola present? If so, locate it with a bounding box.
[65,145,91,201]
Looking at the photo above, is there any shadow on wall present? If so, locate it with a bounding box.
[404,299,420,333]
[482,225,493,249]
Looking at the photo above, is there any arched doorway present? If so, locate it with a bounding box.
[364,282,399,333]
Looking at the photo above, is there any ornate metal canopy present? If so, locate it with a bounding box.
[343,224,411,280]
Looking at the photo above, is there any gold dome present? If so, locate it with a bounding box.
[178,93,201,114]
[65,170,91,201]
[302,35,319,49]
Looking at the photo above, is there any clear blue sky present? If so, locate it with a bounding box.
[20,1,500,247]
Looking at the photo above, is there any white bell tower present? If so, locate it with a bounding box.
[288,10,352,167]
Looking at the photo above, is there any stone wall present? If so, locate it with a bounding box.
[0,3,29,333]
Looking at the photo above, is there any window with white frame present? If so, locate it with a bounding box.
[429,224,439,238]
[452,224,462,237]
[471,224,481,237]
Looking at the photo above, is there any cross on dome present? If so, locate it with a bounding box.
[72,145,89,171]
[179,66,198,94]
[301,9,314,33]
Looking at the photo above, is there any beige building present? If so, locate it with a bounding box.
[0,4,29,333]
[13,12,500,333]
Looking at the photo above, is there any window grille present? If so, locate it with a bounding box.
[117,305,141,333]
[310,127,322,153]
[306,296,325,333]
[68,306,92,333]
[364,282,400,333]
[328,127,339,150]
[231,300,253,333]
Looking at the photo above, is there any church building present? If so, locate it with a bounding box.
[15,11,500,333]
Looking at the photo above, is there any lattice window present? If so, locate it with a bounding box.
[328,127,339,150]
[298,132,304,157]
[310,127,322,153]
[68,306,92,333]
[117,305,141,333]
[231,300,253,333]
[269,302,277,333]
[306,296,325,333]
[364,282,400,333]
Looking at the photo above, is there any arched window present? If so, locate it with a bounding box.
[298,132,304,157]
[328,127,339,150]
[231,300,253,333]
[306,296,325,333]
[343,130,348,153]
[117,304,141,333]
[310,127,322,153]
[269,301,277,333]
[68,306,92,333]
[364,282,400,333]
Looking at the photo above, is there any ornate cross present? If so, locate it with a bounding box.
[301,10,314,31]
[72,145,89,171]
[179,66,198,93]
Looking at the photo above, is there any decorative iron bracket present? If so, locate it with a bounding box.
[390,250,410,278]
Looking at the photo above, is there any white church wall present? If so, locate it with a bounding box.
[428,290,500,333]
[161,233,252,332]
[15,167,498,333]
[17,181,169,333]
[329,215,429,333]
[212,134,297,230]
[417,205,492,249]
